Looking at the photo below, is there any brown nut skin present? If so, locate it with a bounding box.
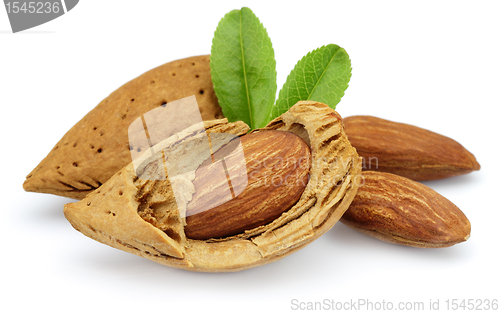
[343,115,480,181]
[341,171,471,248]
[184,130,311,240]
[64,101,362,272]
[24,55,222,200]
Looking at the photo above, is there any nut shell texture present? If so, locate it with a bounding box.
[24,55,222,199]
[64,101,362,272]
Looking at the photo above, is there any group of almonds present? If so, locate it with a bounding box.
[23,55,478,272]
[341,115,478,248]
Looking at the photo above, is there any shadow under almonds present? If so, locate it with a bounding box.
[326,220,472,262]
[17,193,74,225]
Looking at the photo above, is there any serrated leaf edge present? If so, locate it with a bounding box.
[272,44,351,118]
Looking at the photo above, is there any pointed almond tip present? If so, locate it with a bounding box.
[23,175,45,193]
[23,178,36,192]
[467,150,481,171]
[455,224,471,244]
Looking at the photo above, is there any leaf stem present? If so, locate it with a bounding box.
[239,10,253,128]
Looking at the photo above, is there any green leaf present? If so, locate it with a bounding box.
[210,7,277,129]
[272,44,351,119]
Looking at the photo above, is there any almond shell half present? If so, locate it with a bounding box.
[64,101,362,272]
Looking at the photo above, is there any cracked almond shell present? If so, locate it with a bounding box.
[24,55,222,200]
[64,101,362,272]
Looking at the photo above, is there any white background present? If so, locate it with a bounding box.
[1,1,498,313]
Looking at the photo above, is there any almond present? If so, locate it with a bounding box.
[343,115,480,181]
[184,130,311,240]
[23,55,223,200]
[341,171,471,248]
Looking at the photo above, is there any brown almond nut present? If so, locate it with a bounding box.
[341,171,471,248]
[184,130,311,240]
[23,55,223,200]
[64,101,362,272]
[343,115,480,181]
